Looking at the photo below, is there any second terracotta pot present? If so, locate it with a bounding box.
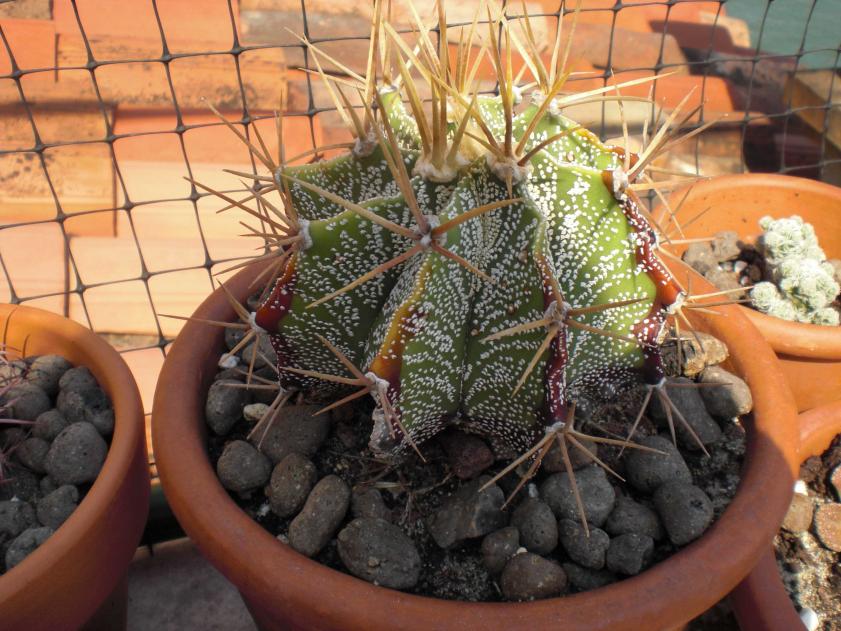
[662,173,841,412]
[153,262,799,631]
[0,305,150,631]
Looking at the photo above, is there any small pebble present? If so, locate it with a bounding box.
[35,485,79,529]
[0,500,36,540]
[481,526,519,575]
[56,386,114,435]
[662,332,728,378]
[205,380,248,436]
[830,465,841,502]
[649,378,722,450]
[243,403,269,424]
[330,401,356,425]
[495,467,531,506]
[216,440,272,494]
[4,526,53,570]
[44,423,108,485]
[705,268,741,292]
[562,563,617,592]
[5,383,51,421]
[606,533,654,576]
[266,453,317,518]
[249,368,280,405]
[438,430,494,480]
[625,435,693,494]
[500,551,566,601]
[427,476,507,549]
[781,493,814,534]
[711,231,741,262]
[217,355,239,370]
[511,498,557,555]
[540,465,615,527]
[224,326,246,352]
[0,428,25,449]
[337,517,421,589]
[25,355,72,398]
[240,334,274,370]
[250,405,332,465]
[58,366,97,393]
[653,482,714,546]
[698,366,753,418]
[558,519,610,570]
[800,607,820,631]
[604,496,664,541]
[0,467,40,502]
[39,476,59,496]
[683,242,717,275]
[0,360,26,383]
[32,409,69,442]
[542,435,598,473]
[288,475,351,557]
[351,488,390,522]
[15,437,50,474]
[812,503,841,552]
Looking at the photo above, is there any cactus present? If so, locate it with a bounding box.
[192,1,729,520]
[751,215,840,326]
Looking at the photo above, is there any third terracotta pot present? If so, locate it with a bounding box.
[730,398,841,631]
[662,173,841,412]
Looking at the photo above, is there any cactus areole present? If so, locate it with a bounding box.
[230,4,690,462]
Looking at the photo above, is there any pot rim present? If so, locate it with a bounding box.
[152,262,800,631]
[663,173,841,361]
[0,304,149,628]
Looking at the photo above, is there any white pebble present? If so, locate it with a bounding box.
[218,354,238,369]
[794,480,808,496]
[243,403,270,424]
[799,607,819,631]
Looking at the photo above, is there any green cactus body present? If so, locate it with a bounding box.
[285,148,409,220]
[516,104,668,398]
[363,176,471,452]
[253,82,682,458]
[240,0,692,460]
[460,187,547,448]
[255,190,416,389]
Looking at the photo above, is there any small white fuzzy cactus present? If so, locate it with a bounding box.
[752,215,840,325]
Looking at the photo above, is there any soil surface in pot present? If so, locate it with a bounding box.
[776,434,841,629]
[204,312,751,605]
[681,231,841,324]
[0,354,114,573]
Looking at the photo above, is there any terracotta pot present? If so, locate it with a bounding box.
[152,262,799,631]
[730,398,841,631]
[661,173,841,412]
[0,305,149,631]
